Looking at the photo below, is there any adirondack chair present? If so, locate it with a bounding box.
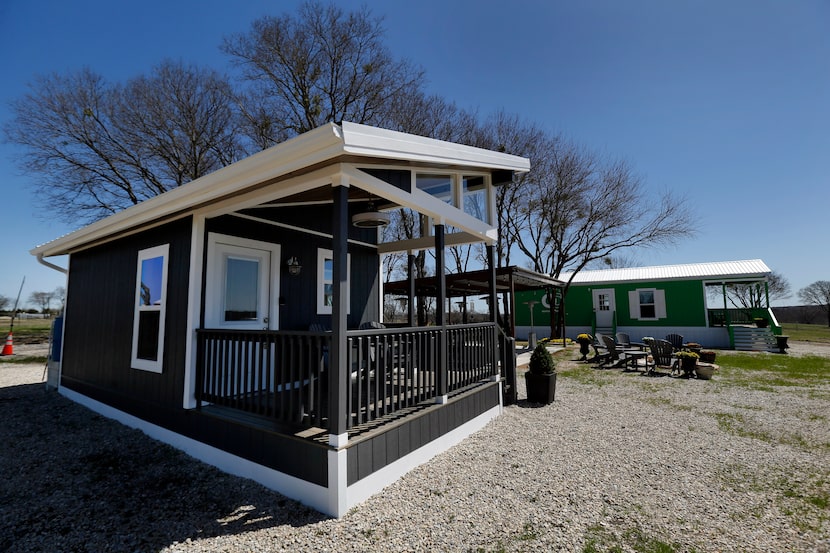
[648,339,677,376]
[615,332,632,348]
[665,333,684,351]
[586,333,613,366]
[598,334,625,368]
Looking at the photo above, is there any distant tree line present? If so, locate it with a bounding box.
[0,288,65,317]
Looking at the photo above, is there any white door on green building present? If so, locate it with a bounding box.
[592,288,615,329]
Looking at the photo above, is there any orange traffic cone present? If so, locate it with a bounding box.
[1,332,13,356]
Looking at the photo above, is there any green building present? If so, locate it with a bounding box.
[515,259,780,350]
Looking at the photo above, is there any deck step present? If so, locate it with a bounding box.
[731,326,778,352]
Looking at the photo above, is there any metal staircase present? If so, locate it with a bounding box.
[731,326,778,352]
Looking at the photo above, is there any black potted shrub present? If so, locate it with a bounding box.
[525,343,557,404]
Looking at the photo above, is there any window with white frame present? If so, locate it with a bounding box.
[461,175,489,223]
[131,244,169,372]
[416,173,454,205]
[317,248,350,315]
[628,288,666,320]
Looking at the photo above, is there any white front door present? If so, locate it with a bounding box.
[205,233,281,330]
[592,288,616,329]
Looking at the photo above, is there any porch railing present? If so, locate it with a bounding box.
[196,329,330,428]
[196,323,499,432]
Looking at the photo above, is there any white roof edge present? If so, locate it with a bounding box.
[340,121,531,172]
[31,123,345,257]
[561,259,771,284]
[31,122,531,257]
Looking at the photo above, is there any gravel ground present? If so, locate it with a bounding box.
[1,343,828,552]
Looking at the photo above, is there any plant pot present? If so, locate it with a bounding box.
[525,371,557,404]
[679,357,697,377]
[695,364,716,380]
[699,351,716,363]
[578,341,591,360]
[754,318,768,328]
[775,335,789,354]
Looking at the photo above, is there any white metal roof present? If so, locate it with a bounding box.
[560,259,771,285]
[31,122,530,258]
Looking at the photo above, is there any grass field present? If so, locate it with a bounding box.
[782,322,830,344]
[0,316,53,344]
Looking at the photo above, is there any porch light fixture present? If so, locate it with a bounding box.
[286,256,302,276]
[351,200,390,228]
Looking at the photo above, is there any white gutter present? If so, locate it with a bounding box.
[36,253,67,274]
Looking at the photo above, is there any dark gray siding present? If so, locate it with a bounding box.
[208,206,380,330]
[62,217,192,410]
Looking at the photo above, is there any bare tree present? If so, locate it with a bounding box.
[472,111,548,268]
[587,254,642,270]
[514,139,694,286]
[722,271,791,309]
[222,1,424,144]
[798,281,830,327]
[29,290,54,314]
[5,61,241,223]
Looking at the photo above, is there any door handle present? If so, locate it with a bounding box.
[263,317,269,330]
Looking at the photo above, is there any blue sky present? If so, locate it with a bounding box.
[1,0,828,308]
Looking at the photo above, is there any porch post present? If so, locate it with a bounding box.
[487,245,500,383]
[509,273,517,338]
[435,224,448,403]
[407,252,416,327]
[329,183,349,444]
[486,245,497,323]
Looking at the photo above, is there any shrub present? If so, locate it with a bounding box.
[529,343,556,374]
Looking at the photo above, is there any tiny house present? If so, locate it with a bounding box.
[515,260,780,350]
[32,122,529,517]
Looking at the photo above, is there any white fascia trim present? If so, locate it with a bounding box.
[342,164,495,242]
[341,121,530,173]
[31,124,346,258]
[60,386,335,516]
[227,212,377,250]
[201,165,343,219]
[377,231,481,255]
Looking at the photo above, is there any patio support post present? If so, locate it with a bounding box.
[486,245,497,323]
[765,280,770,308]
[435,224,448,403]
[509,273,516,338]
[328,183,349,444]
[407,253,416,327]
[486,245,499,382]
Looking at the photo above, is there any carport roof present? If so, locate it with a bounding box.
[384,266,562,298]
[560,259,771,285]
